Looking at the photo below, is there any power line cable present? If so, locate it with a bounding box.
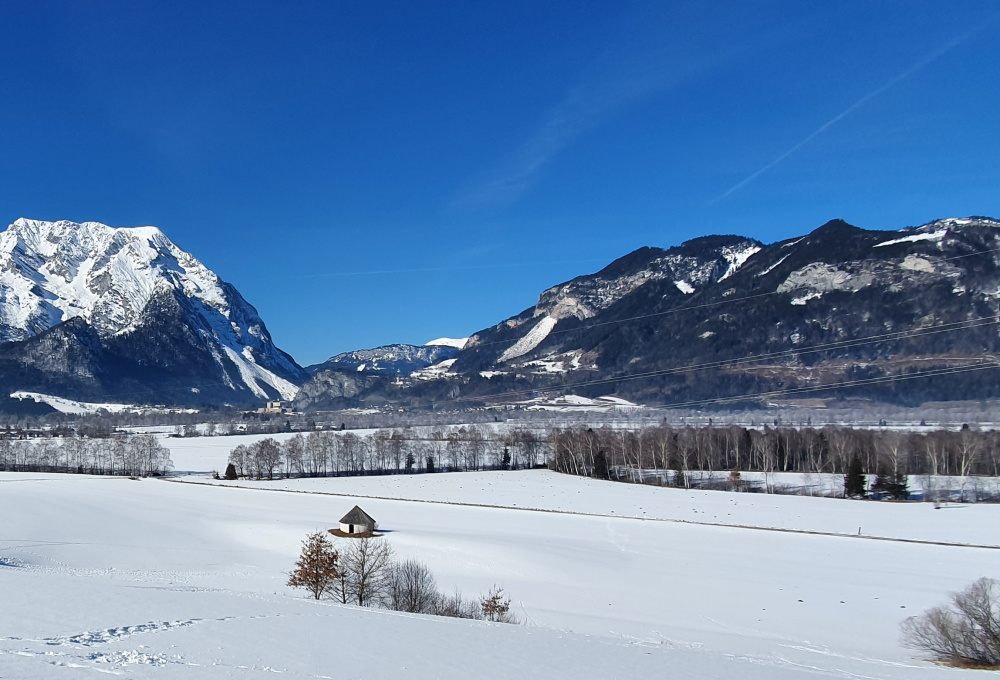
[463,242,1000,352]
[449,316,1000,404]
[660,361,999,410]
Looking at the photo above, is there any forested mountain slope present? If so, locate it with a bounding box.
[296,217,1000,410]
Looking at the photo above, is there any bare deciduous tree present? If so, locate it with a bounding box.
[227,444,249,479]
[901,577,1000,668]
[342,536,395,607]
[388,559,438,613]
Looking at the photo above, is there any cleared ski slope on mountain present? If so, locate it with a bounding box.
[2,469,997,678]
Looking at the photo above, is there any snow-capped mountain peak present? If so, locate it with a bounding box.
[0,218,305,402]
[1,218,221,338]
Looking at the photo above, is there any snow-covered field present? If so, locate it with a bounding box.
[159,431,307,472]
[189,470,1000,547]
[3,468,998,678]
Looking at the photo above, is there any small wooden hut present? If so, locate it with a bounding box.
[339,506,377,534]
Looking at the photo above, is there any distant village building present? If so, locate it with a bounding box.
[339,506,377,535]
[256,400,285,415]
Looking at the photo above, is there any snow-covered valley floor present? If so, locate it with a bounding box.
[2,469,998,678]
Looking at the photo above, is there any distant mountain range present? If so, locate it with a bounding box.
[3,216,1000,413]
[306,343,461,376]
[0,219,305,407]
[295,216,1000,411]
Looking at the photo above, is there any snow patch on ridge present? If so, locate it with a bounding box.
[758,254,790,277]
[790,292,822,306]
[426,337,468,350]
[410,358,457,381]
[11,391,132,414]
[10,391,197,414]
[874,229,948,248]
[499,316,557,363]
[717,244,761,281]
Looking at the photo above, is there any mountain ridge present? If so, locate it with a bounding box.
[307,343,460,376]
[294,216,1000,410]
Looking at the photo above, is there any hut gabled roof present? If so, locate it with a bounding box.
[339,505,376,525]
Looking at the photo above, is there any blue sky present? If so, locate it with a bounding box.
[1,1,997,365]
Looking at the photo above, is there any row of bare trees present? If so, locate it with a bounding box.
[0,434,173,476]
[549,424,1000,481]
[224,422,1000,486]
[288,532,516,622]
[227,426,548,479]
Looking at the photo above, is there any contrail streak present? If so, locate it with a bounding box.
[293,258,608,280]
[713,22,991,203]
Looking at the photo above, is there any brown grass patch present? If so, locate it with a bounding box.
[328,528,382,539]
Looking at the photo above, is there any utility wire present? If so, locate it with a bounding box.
[468,361,999,410]
[660,361,999,410]
[450,316,1000,404]
[463,242,1000,352]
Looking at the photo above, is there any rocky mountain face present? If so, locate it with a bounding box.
[307,344,460,376]
[296,344,462,412]
[0,219,306,406]
[295,217,1000,410]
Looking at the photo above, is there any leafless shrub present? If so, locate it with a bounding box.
[901,577,1000,668]
[433,589,482,620]
[288,532,519,624]
[388,559,439,614]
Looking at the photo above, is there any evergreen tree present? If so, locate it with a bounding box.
[844,455,866,498]
[425,455,435,473]
[872,470,910,500]
[224,463,238,480]
[592,450,609,479]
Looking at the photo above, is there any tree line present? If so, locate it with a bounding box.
[288,532,516,623]
[0,434,173,476]
[226,426,548,479]
[223,422,1000,490]
[549,423,1000,482]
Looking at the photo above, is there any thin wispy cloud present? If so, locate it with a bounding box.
[712,22,993,203]
[449,6,777,213]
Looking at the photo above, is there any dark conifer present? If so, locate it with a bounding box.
[592,450,609,479]
[844,455,866,498]
[873,470,909,500]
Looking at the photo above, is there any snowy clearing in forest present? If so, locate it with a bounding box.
[2,469,999,678]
